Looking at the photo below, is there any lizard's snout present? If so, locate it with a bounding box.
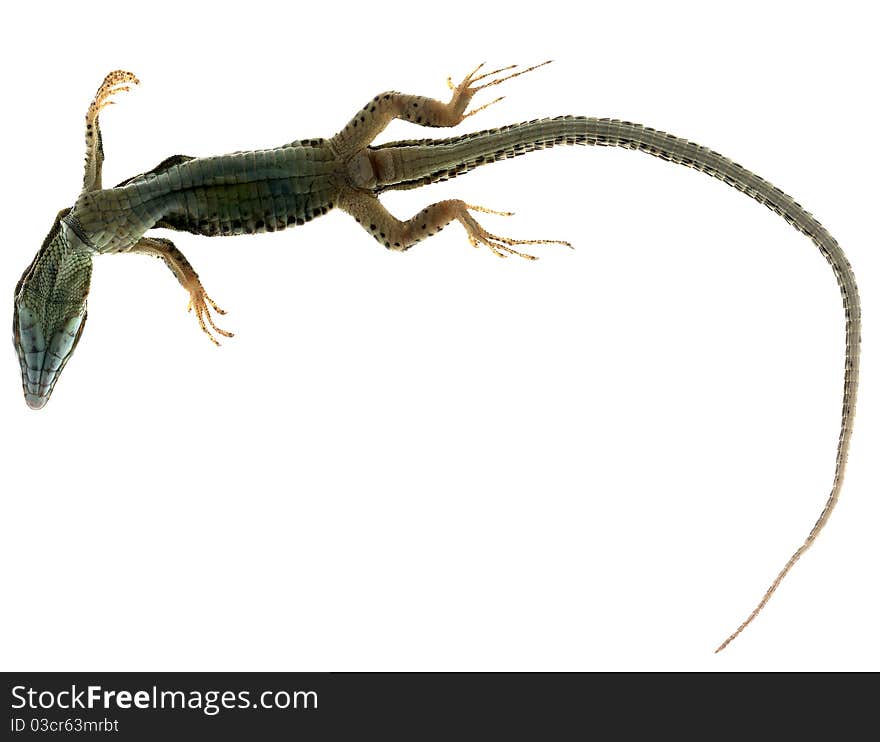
[25,391,49,410]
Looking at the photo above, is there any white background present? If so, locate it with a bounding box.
[1,1,876,671]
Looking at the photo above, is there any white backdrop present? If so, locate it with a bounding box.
[1,0,876,670]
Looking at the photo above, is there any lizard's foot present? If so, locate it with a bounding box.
[459,202,572,260]
[185,281,234,346]
[87,70,139,124]
[446,61,552,121]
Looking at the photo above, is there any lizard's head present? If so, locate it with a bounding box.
[13,209,94,409]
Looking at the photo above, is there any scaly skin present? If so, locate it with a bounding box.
[12,65,860,652]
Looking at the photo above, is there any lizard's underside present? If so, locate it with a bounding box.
[13,64,860,651]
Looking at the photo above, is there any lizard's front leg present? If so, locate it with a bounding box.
[338,191,570,260]
[329,61,551,158]
[129,237,233,345]
[82,70,139,193]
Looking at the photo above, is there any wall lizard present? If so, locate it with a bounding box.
[13,65,860,652]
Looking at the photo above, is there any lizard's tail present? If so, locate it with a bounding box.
[377,116,861,651]
[373,116,591,193]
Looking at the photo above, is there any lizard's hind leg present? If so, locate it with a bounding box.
[458,203,572,259]
[330,61,552,157]
[83,70,139,193]
[339,190,571,259]
[444,61,552,121]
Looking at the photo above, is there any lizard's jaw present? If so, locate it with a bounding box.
[14,306,88,410]
[25,392,49,411]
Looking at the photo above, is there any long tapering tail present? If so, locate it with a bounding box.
[377,116,861,650]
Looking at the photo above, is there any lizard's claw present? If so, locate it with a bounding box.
[186,284,234,346]
[447,61,552,120]
[88,70,139,123]
[460,203,572,260]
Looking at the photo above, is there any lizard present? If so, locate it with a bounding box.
[12,65,861,652]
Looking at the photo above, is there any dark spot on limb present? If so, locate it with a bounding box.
[255,220,265,229]
[380,232,385,238]
[370,224,377,231]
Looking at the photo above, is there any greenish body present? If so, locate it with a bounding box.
[13,66,861,651]
[75,142,340,250]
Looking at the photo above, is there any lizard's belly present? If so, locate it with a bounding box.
[77,144,342,249]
